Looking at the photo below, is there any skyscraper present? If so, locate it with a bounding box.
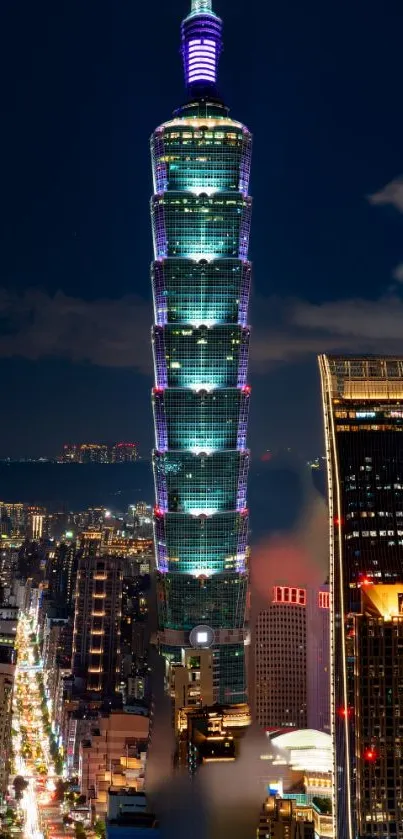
[255,584,330,733]
[256,585,308,730]
[319,355,403,838]
[354,583,403,837]
[306,585,330,735]
[72,541,123,697]
[150,0,252,703]
[47,542,77,611]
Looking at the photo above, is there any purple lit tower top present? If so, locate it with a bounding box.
[181,0,223,90]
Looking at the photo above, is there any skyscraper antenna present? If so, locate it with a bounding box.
[191,0,213,12]
[182,0,222,91]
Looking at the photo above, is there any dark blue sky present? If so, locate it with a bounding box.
[0,0,402,458]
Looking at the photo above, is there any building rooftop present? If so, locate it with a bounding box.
[320,354,403,399]
[269,729,332,775]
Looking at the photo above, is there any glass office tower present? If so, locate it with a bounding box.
[319,355,403,839]
[150,0,252,703]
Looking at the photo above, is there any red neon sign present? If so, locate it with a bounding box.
[273,586,306,606]
[318,591,330,609]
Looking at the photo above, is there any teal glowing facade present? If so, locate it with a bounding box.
[150,0,252,703]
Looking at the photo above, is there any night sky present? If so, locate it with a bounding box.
[0,0,402,459]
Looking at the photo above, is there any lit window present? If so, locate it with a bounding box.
[196,631,208,644]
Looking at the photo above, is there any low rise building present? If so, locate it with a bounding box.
[0,606,18,621]
[72,547,123,698]
[258,796,315,838]
[0,619,17,650]
[257,730,333,838]
[42,617,69,704]
[79,710,149,817]
[170,648,214,733]
[106,790,159,837]
[177,702,250,774]
[0,661,15,797]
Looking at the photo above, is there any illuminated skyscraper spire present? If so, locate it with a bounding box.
[191,0,213,12]
[181,0,223,91]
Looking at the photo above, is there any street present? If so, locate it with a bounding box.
[11,614,74,839]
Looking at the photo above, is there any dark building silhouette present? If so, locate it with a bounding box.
[72,540,123,698]
[47,542,78,611]
[320,355,403,838]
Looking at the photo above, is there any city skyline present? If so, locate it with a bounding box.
[0,0,402,459]
[0,2,402,836]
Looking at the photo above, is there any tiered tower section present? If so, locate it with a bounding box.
[150,0,252,703]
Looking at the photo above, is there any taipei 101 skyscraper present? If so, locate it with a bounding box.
[150,0,252,704]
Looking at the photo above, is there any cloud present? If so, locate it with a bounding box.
[392,263,403,283]
[250,293,403,369]
[0,286,402,374]
[369,174,403,288]
[1,177,402,375]
[368,175,403,213]
[0,288,151,372]
[292,294,403,339]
